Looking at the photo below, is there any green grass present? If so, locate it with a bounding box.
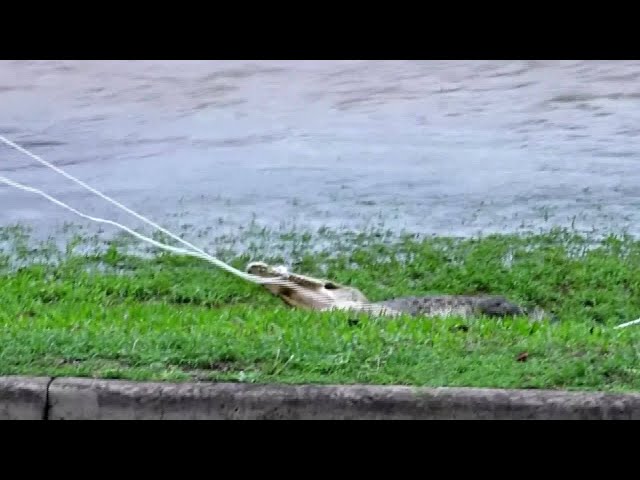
[1,224,640,392]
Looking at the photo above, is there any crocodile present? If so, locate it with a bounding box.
[246,261,552,322]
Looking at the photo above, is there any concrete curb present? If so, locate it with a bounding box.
[1,375,640,419]
[0,376,51,420]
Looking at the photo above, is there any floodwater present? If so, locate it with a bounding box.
[1,60,640,245]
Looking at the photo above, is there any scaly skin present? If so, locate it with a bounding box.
[246,261,553,322]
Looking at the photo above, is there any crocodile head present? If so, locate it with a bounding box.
[246,261,372,312]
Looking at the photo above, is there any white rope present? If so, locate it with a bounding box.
[0,175,219,263]
[0,134,308,284]
[613,318,640,329]
[0,174,345,302]
[0,135,386,313]
[0,135,213,259]
[1,134,639,325]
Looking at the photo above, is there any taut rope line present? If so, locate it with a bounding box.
[1,134,639,326]
[0,135,383,312]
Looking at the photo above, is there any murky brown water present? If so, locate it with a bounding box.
[2,60,640,243]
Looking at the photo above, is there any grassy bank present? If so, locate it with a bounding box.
[1,225,640,392]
